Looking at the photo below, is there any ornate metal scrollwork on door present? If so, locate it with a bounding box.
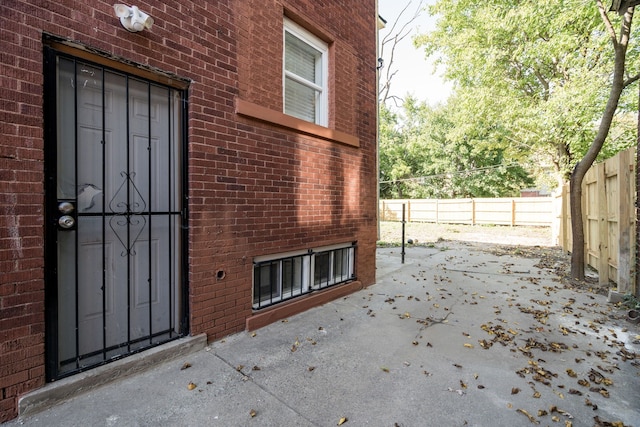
[109,171,147,256]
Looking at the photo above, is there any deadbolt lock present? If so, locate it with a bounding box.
[58,202,75,214]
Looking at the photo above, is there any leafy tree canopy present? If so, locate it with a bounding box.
[410,0,638,183]
[379,97,533,199]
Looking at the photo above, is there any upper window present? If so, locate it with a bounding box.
[283,18,328,126]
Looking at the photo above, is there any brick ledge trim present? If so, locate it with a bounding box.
[246,280,363,331]
[235,98,360,148]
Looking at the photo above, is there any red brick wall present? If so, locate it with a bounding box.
[0,0,377,420]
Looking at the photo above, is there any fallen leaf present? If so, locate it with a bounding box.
[566,369,577,378]
[511,387,520,395]
[464,343,474,349]
[249,409,257,418]
[381,367,390,373]
[460,380,467,389]
[337,416,348,425]
[252,366,261,371]
[516,408,539,424]
[251,332,257,337]
[308,366,316,371]
[181,362,192,370]
[550,406,573,418]
[187,382,196,390]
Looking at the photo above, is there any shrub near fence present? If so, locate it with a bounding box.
[379,197,554,227]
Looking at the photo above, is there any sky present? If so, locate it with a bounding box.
[378,0,452,106]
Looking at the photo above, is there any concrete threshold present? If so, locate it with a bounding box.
[18,334,207,418]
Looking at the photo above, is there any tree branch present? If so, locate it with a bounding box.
[597,0,619,45]
[623,71,640,87]
[379,0,426,104]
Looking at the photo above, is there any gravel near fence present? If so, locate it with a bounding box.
[377,221,554,247]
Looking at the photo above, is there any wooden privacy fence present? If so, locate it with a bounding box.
[379,197,554,227]
[556,147,636,294]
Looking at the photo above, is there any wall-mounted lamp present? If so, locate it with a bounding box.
[114,4,154,32]
[377,58,384,70]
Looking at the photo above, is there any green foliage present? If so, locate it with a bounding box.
[379,98,534,199]
[409,0,639,183]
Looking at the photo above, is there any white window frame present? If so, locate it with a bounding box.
[253,243,355,309]
[311,243,355,289]
[253,249,311,308]
[283,18,328,126]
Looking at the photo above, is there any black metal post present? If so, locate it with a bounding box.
[401,203,406,264]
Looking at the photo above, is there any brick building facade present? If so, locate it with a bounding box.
[0,1,378,421]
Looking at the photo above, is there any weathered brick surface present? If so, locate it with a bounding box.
[1,0,377,420]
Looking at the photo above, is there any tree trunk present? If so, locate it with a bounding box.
[569,2,633,280]
[570,162,587,280]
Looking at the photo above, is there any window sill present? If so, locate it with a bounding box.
[235,98,359,148]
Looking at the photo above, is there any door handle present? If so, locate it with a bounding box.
[58,215,75,229]
[57,202,76,230]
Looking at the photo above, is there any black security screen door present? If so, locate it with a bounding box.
[43,46,188,380]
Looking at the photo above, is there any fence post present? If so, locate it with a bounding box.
[597,163,610,286]
[471,199,476,226]
[401,203,406,264]
[511,199,516,227]
[617,149,632,293]
[563,183,571,251]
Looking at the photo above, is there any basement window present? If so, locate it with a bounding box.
[253,242,356,309]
